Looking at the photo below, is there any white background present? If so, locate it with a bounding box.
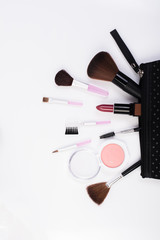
[0,0,160,239]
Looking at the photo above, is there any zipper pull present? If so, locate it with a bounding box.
[138,69,144,78]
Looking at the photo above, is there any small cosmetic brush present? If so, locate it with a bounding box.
[100,127,140,139]
[96,103,141,116]
[87,52,141,99]
[87,160,141,205]
[55,70,109,97]
[65,121,111,135]
[42,97,83,106]
[52,139,91,153]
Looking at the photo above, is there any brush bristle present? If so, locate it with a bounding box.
[55,70,73,86]
[87,52,118,82]
[52,150,58,153]
[65,127,78,135]
[43,97,49,102]
[87,182,110,205]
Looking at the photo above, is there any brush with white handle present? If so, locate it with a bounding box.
[65,120,111,135]
[79,121,111,126]
[43,97,83,106]
[52,139,91,153]
[55,70,109,97]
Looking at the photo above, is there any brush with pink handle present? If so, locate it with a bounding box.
[79,121,111,126]
[65,120,111,134]
[42,97,83,106]
[55,70,109,97]
[52,139,91,153]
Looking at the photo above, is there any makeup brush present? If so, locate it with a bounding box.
[87,160,141,205]
[87,52,141,99]
[96,103,141,116]
[100,127,140,139]
[65,120,111,135]
[52,139,91,153]
[42,97,83,106]
[55,70,109,97]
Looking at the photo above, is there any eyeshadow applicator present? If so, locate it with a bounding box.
[96,103,141,116]
[55,70,109,97]
[87,52,141,99]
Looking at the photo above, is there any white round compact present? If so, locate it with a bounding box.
[68,149,100,180]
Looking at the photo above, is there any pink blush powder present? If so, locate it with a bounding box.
[101,144,125,168]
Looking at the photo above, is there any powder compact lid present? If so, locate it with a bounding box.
[68,149,100,180]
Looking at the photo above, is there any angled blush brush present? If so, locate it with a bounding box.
[87,160,141,205]
[87,52,141,99]
[55,70,109,97]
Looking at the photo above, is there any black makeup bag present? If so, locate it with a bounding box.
[110,29,160,179]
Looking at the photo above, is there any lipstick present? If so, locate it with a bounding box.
[96,103,141,116]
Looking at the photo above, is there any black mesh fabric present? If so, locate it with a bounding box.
[140,61,160,179]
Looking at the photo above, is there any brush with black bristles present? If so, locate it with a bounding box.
[87,52,141,99]
[65,120,111,135]
[55,70,109,97]
[87,160,141,205]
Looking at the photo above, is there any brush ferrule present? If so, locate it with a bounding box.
[72,80,88,90]
[84,121,110,126]
[113,71,141,99]
[114,103,134,115]
[106,174,123,188]
[59,144,77,152]
[113,71,128,86]
[49,98,68,104]
[83,122,96,126]
[118,128,135,134]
